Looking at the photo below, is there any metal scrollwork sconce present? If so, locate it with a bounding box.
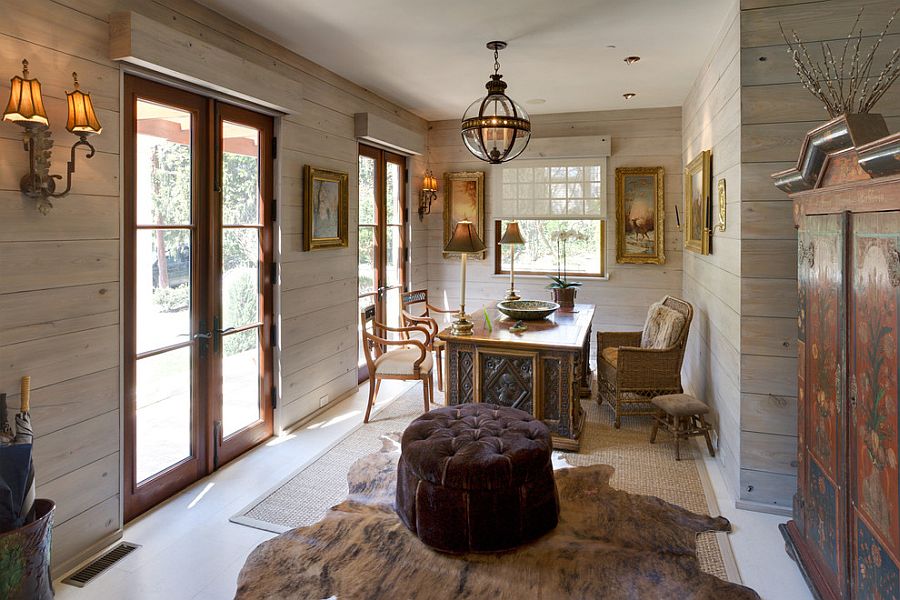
[3,60,103,214]
[418,170,438,221]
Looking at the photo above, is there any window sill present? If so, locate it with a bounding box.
[492,273,610,282]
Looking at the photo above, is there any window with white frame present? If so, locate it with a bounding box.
[495,158,607,277]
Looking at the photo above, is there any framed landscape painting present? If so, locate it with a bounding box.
[443,171,485,259]
[303,165,349,251]
[684,150,711,255]
[615,166,665,264]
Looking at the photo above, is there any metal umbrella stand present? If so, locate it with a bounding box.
[0,377,35,532]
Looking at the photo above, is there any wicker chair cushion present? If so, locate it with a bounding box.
[601,347,618,367]
[641,302,687,350]
[651,393,710,416]
[374,347,433,375]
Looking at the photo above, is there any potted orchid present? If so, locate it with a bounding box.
[546,228,584,310]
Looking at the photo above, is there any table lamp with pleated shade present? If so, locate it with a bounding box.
[444,220,486,335]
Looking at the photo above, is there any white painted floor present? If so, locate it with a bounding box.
[55,381,812,600]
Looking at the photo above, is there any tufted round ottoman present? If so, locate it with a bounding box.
[395,403,559,553]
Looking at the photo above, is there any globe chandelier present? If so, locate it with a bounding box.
[460,41,531,164]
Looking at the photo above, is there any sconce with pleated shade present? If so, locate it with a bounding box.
[2,60,48,127]
[66,72,102,136]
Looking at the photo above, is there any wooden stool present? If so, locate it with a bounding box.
[649,393,715,460]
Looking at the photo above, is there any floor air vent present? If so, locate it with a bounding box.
[62,542,140,587]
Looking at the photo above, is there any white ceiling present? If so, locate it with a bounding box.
[197,0,733,121]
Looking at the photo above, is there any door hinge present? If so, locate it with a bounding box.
[270,323,278,347]
[404,207,409,224]
[270,261,278,284]
[404,247,409,264]
[271,198,277,222]
[271,136,278,160]
[404,169,409,184]
[271,387,278,410]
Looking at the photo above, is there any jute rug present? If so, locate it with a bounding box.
[231,384,737,583]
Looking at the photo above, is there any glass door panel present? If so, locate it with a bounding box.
[357,145,407,380]
[215,107,273,466]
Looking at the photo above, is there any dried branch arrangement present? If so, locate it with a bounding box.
[780,8,900,117]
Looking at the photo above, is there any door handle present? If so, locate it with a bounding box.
[212,316,236,353]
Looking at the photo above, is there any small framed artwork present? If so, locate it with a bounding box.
[615,166,666,264]
[443,171,485,258]
[684,150,711,255]
[303,165,349,251]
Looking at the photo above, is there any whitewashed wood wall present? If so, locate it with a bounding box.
[0,0,425,575]
[420,107,685,343]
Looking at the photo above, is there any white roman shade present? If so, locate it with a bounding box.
[496,158,607,219]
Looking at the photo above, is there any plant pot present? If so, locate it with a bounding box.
[0,499,55,600]
[551,287,577,310]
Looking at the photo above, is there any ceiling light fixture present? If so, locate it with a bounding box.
[623,93,636,100]
[624,56,641,64]
[460,41,531,164]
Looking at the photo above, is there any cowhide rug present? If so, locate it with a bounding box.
[235,435,760,600]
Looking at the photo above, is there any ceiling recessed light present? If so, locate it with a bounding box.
[606,44,617,49]
[526,98,546,105]
[623,92,636,100]
[624,56,641,64]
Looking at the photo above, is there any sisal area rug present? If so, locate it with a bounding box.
[235,432,760,599]
[231,384,738,583]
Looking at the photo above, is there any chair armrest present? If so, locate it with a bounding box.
[401,310,438,339]
[615,346,683,389]
[597,331,642,352]
[426,303,457,314]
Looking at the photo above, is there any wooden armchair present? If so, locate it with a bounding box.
[596,296,693,429]
[360,305,434,423]
[399,289,456,392]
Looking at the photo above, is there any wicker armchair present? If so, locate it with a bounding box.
[596,296,693,428]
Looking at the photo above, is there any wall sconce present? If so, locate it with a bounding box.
[417,170,438,221]
[3,60,102,214]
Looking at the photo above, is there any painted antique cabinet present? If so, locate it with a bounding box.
[774,115,900,600]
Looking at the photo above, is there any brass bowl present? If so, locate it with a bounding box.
[496,300,560,321]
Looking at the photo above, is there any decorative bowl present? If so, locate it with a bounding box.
[497,300,560,321]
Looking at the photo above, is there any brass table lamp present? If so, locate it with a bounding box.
[444,220,486,335]
[499,221,526,301]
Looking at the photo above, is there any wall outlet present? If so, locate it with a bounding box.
[319,394,329,408]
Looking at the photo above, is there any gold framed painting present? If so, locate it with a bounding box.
[303,165,349,251]
[443,171,485,259]
[684,150,711,255]
[615,166,666,264]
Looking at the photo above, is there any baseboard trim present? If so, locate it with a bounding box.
[735,498,792,517]
[52,529,123,582]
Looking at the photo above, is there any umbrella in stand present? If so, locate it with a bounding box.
[0,377,35,532]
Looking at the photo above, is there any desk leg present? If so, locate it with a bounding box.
[579,323,592,398]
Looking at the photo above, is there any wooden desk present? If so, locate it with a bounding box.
[437,303,594,450]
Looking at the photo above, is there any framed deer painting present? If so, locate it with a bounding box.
[615,166,665,264]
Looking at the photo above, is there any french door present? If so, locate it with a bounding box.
[123,76,274,520]
[357,145,407,381]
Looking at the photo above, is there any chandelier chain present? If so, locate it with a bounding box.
[493,48,501,76]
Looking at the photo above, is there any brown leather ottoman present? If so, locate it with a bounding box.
[395,403,559,553]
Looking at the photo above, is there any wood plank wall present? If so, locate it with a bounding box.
[0,0,425,574]
[421,107,685,345]
[737,0,900,511]
[681,3,744,501]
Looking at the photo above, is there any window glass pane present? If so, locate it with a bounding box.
[503,168,517,183]
[497,219,603,275]
[222,328,261,437]
[136,347,191,482]
[386,226,401,287]
[386,161,401,225]
[567,182,583,198]
[550,183,566,199]
[589,182,602,198]
[587,166,601,181]
[503,183,517,199]
[358,226,375,295]
[534,167,549,182]
[535,183,550,199]
[222,228,260,330]
[359,156,376,224]
[518,183,532,200]
[567,166,583,180]
[550,166,566,182]
[517,168,533,183]
[136,100,192,226]
[136,229,191,354]
[222,121,261,225]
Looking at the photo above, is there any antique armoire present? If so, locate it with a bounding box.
[774,114,900,600]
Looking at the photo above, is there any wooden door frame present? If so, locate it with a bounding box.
[212,101,275,468]
[357,144,408,382]
[124,75,210,521]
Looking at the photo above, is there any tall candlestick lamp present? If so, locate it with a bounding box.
[443,220,486,335]
[499,221,526,301]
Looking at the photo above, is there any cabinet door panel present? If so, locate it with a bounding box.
[850,211,900,598]
[798,212,847,591]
